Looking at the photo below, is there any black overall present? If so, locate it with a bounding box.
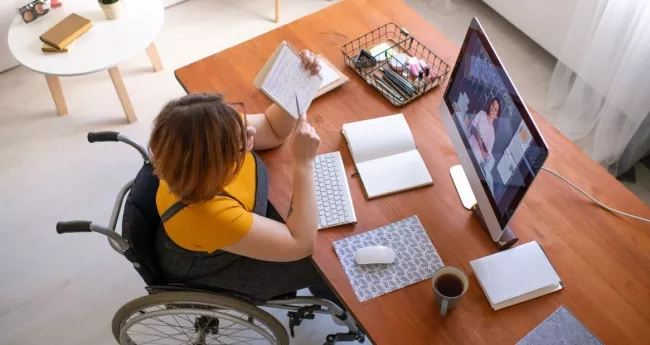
[154,154,339,302]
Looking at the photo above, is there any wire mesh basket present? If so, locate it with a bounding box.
[340,23,451,106]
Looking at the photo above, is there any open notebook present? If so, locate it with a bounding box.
[470,241,563,310]
[342,114,433,199]
[254,41,347,119]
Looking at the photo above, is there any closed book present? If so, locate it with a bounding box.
[39,13,92,50]
[41,42,69,53]
[470,241,563,310]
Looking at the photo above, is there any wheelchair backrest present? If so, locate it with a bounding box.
[122,163,164,285]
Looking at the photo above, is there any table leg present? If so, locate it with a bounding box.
[145,42,164,72]
[45,75,68,116]
[275,0,280,23]
[108,67,137,123]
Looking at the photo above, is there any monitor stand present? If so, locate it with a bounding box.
[450,165,518,250]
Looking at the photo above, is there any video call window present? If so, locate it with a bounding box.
[445,30,545,226]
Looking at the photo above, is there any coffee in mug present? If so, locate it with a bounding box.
[432,266,469,316]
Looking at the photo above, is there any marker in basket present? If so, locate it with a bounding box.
[409,57,422,76]
[413,71,425,90]
[424,66,438,82]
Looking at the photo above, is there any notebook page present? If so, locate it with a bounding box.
[320,61,340,88]
[261,43,322,119]
[342,114,416,163]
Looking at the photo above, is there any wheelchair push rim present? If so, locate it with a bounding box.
[112,292,289,345]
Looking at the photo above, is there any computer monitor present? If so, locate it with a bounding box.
[439,17,549,242]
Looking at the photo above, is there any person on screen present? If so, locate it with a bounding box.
[465,97,501,163]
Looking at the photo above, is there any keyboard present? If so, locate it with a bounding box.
[314,152,357,229]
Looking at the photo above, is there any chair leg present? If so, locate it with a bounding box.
[275,0,280,23]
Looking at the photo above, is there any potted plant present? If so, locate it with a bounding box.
[98,0,123,20]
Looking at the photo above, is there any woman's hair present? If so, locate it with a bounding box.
[149,93,247,204]
[487,97,501,117]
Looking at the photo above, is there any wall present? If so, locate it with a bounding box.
[481,0,578,70]
[0,1,19,72]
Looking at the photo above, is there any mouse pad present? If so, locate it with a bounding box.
[333,215,444,302]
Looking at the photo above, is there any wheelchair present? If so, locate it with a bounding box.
[56,131,366,345]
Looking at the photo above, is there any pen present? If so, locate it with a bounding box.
[381,67,414,93]
[381,67,415,96]
[382,75,411,98]
[372,75,404,103]
[295,93,301,117]
[292,93,302,134]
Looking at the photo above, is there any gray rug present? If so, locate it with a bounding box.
[516,306,604,345]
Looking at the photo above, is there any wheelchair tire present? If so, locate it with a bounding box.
[112,291,289,345]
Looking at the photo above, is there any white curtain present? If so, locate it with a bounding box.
[548,0,650,176]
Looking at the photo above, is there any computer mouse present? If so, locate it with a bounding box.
[354,245,395,265]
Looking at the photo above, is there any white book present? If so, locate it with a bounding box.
[254,41,323,119]
[341,114,433,199]
[470,241,563,311]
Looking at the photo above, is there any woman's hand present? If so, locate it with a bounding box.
[291,114,321,165]
[300,50,322,76]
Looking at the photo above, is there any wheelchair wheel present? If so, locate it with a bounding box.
[112,291,289,345]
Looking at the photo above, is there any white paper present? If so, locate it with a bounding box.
[356,150,432,198]
[342,114,415,163]
[319,61,340,89]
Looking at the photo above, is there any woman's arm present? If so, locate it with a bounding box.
[246,104,298,150]
[223,115,321,262]
[248,50,322,150]
[222,163,318,261]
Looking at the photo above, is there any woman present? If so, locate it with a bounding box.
[465,97,501,164]
[149,50,339,303]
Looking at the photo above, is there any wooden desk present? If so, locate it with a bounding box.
[175,0,650,343]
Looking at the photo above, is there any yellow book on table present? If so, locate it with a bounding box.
[41,42,70,53]
[39,13,92,50]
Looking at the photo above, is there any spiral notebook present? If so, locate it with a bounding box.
[254,41,324,119]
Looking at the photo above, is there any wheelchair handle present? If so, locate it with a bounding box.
[87,131,150,163]
[56,221,131,253]
[56,220,92,233]
[88,131,119,143]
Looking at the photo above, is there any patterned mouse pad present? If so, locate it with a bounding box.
[333,215,444,302]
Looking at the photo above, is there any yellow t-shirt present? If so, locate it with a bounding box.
[156,152,257,253]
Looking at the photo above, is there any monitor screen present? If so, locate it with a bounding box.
[443,25,548,228]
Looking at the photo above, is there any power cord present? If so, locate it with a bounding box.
[541,167,650,223]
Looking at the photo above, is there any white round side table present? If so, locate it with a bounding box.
[7,0,165,123]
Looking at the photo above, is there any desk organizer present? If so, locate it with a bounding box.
[341,23,451,106]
